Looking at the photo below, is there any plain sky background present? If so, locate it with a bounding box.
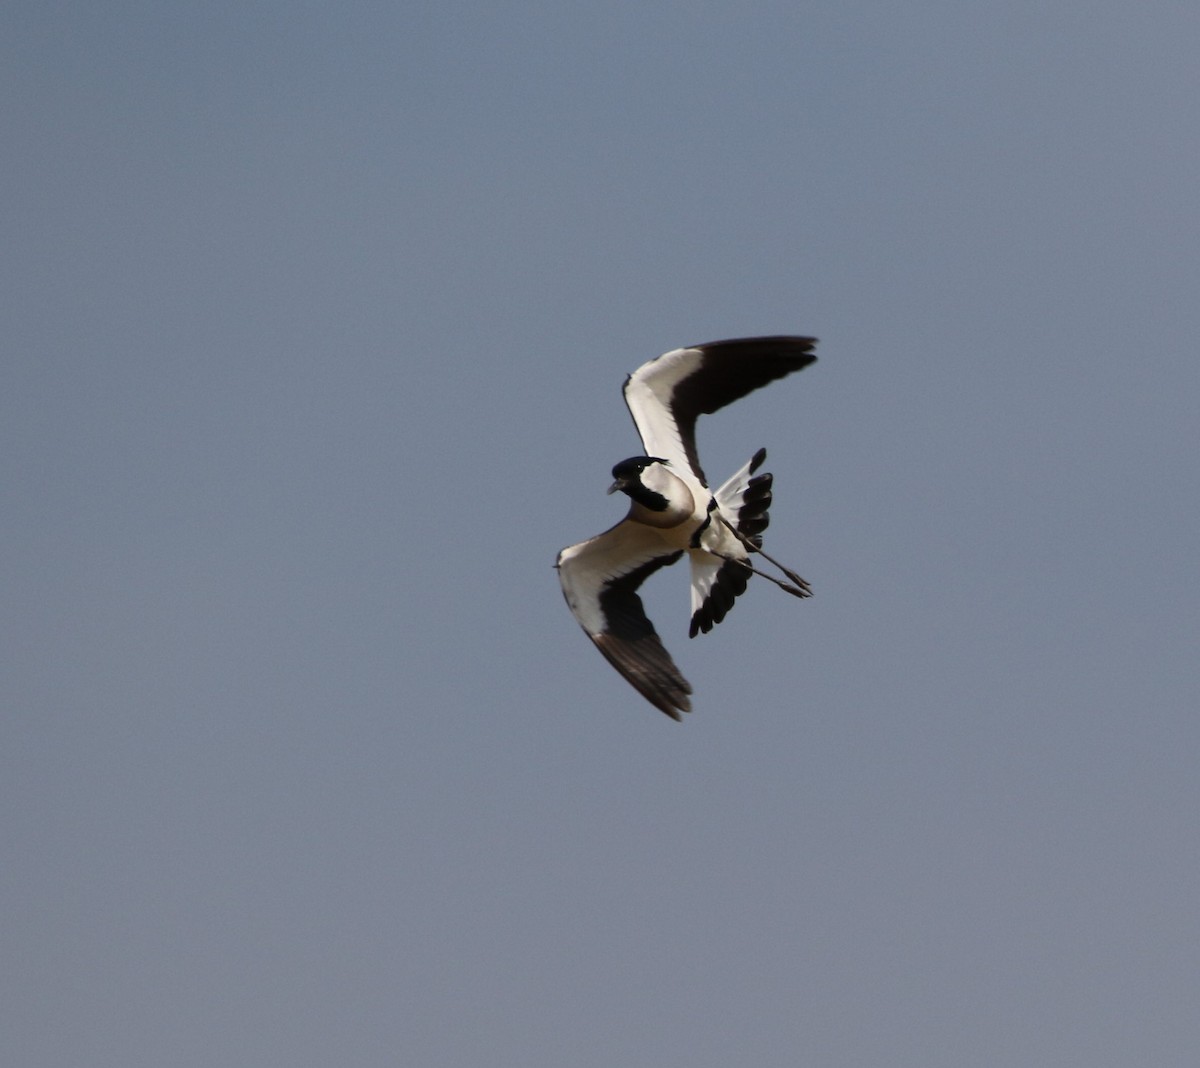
[4,2,1198,1065]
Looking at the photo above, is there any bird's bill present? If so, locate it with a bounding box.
[607,479,625,495]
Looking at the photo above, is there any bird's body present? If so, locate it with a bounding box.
[556,336,817,720]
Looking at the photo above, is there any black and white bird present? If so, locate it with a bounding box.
[556,336,817,720]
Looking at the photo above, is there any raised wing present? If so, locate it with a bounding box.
[557,521,692,720]
[622,336,817,485]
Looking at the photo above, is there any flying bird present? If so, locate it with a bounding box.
[556,336,817,720]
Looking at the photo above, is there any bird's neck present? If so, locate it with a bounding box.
[627,468,696,529]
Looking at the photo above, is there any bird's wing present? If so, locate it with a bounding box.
[622,336,817,486]
[557,520,692,720]
[687,551,750,639]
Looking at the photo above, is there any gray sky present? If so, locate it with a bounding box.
[4,2,1199,1065]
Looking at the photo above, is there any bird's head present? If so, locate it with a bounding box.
[607,456,695,527]
[608,456,671,497]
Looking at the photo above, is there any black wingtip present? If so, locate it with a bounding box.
[688,558,752,638]
[689,335,818,354]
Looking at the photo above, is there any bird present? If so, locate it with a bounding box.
[556,336,817,720]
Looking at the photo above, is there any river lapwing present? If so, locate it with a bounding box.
[556,336,817,720]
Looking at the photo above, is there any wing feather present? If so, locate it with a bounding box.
[557,521,692,720]
[623,336,816,484]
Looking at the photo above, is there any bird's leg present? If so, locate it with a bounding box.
[711,550,810,598]
[714,513,812,597]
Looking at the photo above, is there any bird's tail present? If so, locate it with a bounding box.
[706,446,812,605]
[686,449,774,638]
[713,446,772,547]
